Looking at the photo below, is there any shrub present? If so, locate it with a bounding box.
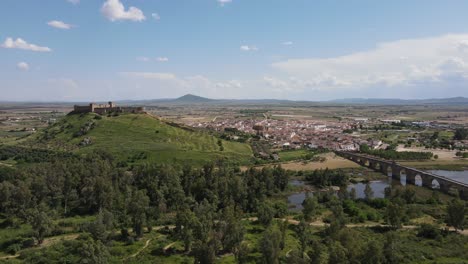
[417,224,441,239]
[6,243,21,255]
[21,238,36,248]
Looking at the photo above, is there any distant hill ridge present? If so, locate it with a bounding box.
[2,95,467,106]
[134,94,468,105]
[173,94,214,103]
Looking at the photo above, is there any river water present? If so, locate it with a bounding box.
[287,170,468,210]
[428,170,468,184]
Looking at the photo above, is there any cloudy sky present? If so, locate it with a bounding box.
[2,0,468,101]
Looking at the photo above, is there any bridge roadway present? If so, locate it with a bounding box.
[337,151,468,200]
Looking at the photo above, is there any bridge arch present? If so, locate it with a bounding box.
[338,151,468,200]
[399,169,407,185]
[385,166,392,177]
[432,179,441,189]
[363,159,370,167]
[374,162,382,171]
[415,175,422,186]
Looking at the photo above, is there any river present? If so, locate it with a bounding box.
[428,170,468,184]
[287,170,468,211]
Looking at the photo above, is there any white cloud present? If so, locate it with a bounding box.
[1,37,51,52]
[218,0,232,6]
[121,72,176,80]
[101,0,145,22]
[151,13,161,20]
[67,0,80,4]
[156,57,169,62]
[216,80,242,89]
[272,34,468,91]
[282,41,293,46]
[16,62,29,71]
[240,45,258,51]
[47,20,73,30]
[136,56,150,62]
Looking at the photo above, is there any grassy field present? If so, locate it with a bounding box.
[4,216,467,263]
[25,113,253,166]
[249,153,360,171]
[277,149,310,162]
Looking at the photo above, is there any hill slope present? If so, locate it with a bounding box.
[29,113,252,165]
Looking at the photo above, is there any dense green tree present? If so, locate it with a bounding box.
[279,220,288,250]
[234,241,250,264]
[364,183,374,201]
[302,194,318,221]
[273,165,288,191]
[446,198,466,231]
[260,224,282,264]
[128,189,150,237]
[175,207,198,252]
[402,187,416,204]
[327,241,348,264]
[308,239,328,264]
[454,128,468,140]
[361,240,384,264]
[327,200,347,236]
[257,202,275,226]
[30,207,54,244]
[305,169,348,187]
[194,199,216,242]
[220,206,245,252]
[383,232,402,264]
[296,220,311,259]
[337,228,364,263]
[86,210,108,242]
[385,202,405,229]
[78,236,111,264]
[193,235,219,264]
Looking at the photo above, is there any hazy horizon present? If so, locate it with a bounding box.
[2,1,468,101]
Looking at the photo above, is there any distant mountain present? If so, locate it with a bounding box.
[173,94,214,103]
[3,95,467,106]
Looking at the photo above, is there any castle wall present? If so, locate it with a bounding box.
[73,103,145,115]
[73,105,92,113]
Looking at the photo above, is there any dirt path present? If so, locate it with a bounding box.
[0,233,80,260]
[163,242,176,252]
[0,254,20,260]
[129,239,152,258]
[39,234,80,248]
[245,217,468,235]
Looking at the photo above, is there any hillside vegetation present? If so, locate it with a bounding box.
[28,113,252,166]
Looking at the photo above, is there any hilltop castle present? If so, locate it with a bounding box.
[73,102,145,115]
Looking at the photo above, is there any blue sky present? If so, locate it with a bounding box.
[2,0,468,101]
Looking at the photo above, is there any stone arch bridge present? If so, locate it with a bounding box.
[337,151,468,200]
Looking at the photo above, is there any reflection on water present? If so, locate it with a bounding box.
[347,179,391,199]
[289,179,304,187]
[288,192,309,210]
[287,177,403,211]
[287,170,468,211]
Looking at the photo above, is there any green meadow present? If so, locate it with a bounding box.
[27,113,253,166]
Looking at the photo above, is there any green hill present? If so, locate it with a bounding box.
[28,113,252,166]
